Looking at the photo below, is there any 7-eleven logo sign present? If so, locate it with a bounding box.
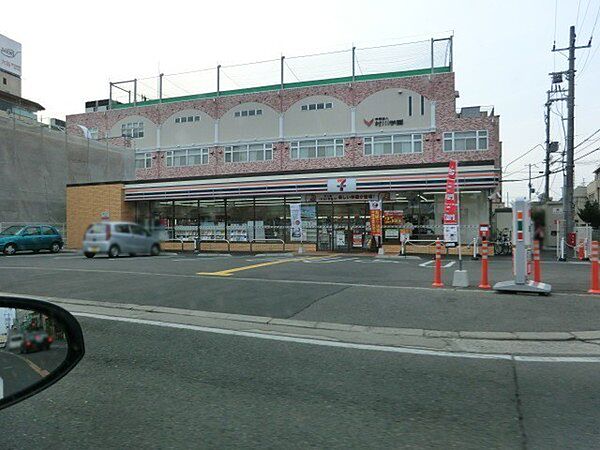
[327,177,357,193]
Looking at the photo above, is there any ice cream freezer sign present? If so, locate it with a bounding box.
[443,160,459,247]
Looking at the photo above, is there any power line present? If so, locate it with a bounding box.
[502,146,600,183]
[502,143,544,171]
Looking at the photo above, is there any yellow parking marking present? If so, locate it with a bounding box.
[196,255,339,277]
[15,354,50,377]
[197,258,299,277]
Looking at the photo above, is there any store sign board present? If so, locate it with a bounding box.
[303,193,387,202]
[0,34,22,76]
[363,117,404,127]
[327,178,356,192]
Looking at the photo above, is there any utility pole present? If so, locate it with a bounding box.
[552,25,591,238]
[544,94,551,201]
[544,86,566,202]
[528,163,533,201]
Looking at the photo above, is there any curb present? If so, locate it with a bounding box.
[4,292,600,342]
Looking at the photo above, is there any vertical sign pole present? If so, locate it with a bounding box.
[456,161,462,270]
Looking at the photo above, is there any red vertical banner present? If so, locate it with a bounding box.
[369,200,382,238]
[443,160,459,246]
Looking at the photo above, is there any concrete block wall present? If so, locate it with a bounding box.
[0,115,134,224]
[66,183,135,248]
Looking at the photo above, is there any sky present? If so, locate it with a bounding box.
[3,0,599,201]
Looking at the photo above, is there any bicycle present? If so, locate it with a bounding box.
[494,232,513,256]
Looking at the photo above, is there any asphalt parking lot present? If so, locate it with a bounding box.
[0,250,598,333]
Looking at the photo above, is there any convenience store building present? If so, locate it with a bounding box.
[66,38,501,252]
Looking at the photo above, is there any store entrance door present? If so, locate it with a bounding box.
[318,203,370,252]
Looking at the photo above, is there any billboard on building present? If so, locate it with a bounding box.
[0,33,22,77]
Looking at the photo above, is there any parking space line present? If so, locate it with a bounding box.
[197,258,300,277]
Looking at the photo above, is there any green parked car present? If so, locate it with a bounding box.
[0,225,64,255]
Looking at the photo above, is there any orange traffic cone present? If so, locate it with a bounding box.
[432,239,444,287]
[532,240,541,283]
[478,240,491,289]
[588,241,600,294]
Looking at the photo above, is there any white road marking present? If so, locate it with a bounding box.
[73,311,600,363]
[0,265,594,297]
[418,260,455,268]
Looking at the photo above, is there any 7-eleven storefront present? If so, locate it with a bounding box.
[108,163,498,253]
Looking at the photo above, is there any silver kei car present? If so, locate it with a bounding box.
[83,222,161,258]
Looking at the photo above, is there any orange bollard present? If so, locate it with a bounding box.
[588,241,600,294]
[432,239,444,287]
[478,240,491,289]
[478,239,491,289]
[533,239,541,283]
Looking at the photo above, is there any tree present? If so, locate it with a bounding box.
[578,199,600,228]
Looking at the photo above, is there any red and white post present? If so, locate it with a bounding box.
[588,241,600,294]
[478,239,491,289]
[532,239,541,283]
[432,239,444,288]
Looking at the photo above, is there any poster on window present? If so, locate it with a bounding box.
[383,210,404,226]
[369,200,382,238]
[443,160,459,247]
[289,203,302,242]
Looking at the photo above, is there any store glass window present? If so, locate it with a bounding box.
[150,201,174,240]
[198,200,226,241]
[135,201,151,230]
[254,197,285,241]
[227,198,255,241]
[174,201,199,239]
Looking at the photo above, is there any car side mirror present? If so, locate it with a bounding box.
[0,295,85,411]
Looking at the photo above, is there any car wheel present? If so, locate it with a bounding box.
[108,245,120,258]
[50,242,61,253]
[3,243,17,256]
[150,244,160,256]
[84,252,95,258]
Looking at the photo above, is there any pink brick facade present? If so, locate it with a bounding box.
[66,72,501,181]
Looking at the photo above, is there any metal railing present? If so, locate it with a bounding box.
[400,239,438,256]
[197,238,231,252]
[249,238,286,253]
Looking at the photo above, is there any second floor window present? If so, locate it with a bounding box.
[135,153,152,169]
[166,148,209,167]
[234,109,262,118]
[301,102,333,111]
[290,138,344,159]
[224,143,273,163]
[364,134,423,156]
[443,130,488,151]
[121,122,144,138]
